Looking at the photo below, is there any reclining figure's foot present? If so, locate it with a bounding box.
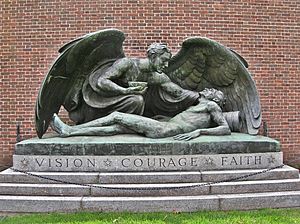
[50,114,73,137]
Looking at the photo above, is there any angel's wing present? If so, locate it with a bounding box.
[165,37,261,135]
[35,29,125,138]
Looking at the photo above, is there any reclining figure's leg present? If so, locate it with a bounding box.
[51,112,181,138]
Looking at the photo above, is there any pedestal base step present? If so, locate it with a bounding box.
[1,165,298,184]
[1,166,299,212]
[0,191,300,213]
[0,178,300,197]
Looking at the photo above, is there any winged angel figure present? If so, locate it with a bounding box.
[35,29,261,139]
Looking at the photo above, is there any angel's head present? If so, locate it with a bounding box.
[147,43,172,73]
[200,88,226,107]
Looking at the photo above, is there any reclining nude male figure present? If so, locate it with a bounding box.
[51,88,231,141]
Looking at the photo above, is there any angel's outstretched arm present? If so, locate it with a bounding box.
[149,72,197,97]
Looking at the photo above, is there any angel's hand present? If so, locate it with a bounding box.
[125,86,148,95]
[173,130,201,141]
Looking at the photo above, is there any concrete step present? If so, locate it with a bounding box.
[0,191,299,213]
[0,178,299,197]
[0,165,298,184]
[0,183,90,196]
[0,169,99,184]
[100,166,299,183]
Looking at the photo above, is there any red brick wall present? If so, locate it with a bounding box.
[1,0,299,167]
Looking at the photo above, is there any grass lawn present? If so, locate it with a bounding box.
[1,208,300,224]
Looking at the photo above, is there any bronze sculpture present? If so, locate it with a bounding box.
[51,88,231,140]
[35,29,261,138]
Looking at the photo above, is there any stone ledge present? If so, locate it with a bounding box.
[1,178,299,197]
[2,166,298,183]
[15,133,280,156]
[13,152,283,172]
[1,192,299,212]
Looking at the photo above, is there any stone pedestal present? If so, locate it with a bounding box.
[15,133,280,156]
[13,133,281,172]
[13,152,283,172]
[0,133,299,213]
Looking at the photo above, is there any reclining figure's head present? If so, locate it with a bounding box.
[200,88,226,107]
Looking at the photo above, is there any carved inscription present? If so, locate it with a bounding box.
[221,156,262,166]
[14,153,282,172]
[121,157,198,168]
[35,158,97,168]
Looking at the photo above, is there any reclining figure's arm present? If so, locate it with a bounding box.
[173,102,231,141]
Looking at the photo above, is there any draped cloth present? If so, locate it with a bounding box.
[144,86,199,118]
[68,62,199,124]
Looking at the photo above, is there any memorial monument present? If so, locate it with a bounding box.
[34,29,261,137]
[0,29,299,213]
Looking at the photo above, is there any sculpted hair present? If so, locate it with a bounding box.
[147,43,171,60]
[201,88,226,107]
[213,89,226,107]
